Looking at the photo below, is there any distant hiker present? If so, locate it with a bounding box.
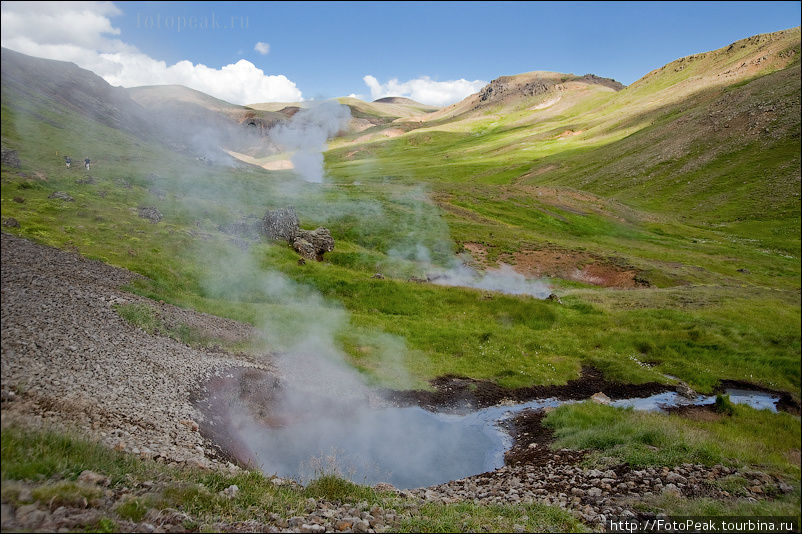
[65,156,71,168]
[84,157,90,170]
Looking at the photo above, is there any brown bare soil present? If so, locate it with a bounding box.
[666,404,724,422]
[462,242,489,266]
[556,129,584,138]
[502,409,587,467]
[503,248,648,288]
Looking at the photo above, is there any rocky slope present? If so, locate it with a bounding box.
[0,232,272,470]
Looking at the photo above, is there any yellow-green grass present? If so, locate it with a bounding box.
[544,402,802,479]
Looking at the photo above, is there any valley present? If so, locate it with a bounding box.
[1,25,800,533]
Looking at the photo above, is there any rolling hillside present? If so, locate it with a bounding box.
[1,25,800,531]
[2,28,800,393]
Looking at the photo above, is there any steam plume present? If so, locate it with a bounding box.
[269,101,351,183]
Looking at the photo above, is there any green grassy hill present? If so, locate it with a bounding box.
[1,27,800,399]
[2,27,801,530]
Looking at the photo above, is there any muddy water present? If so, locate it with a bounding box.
[246,389,779,489]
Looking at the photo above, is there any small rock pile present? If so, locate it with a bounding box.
[48,191,74,201]
[138,206,163,223]
[262,207,301,243]
[261,207,335,261]
[1,147,21,167]
[293,228,335,261]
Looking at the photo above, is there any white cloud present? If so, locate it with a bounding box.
[0,2,301,104]
[254,41,270,55]
[363,74,486,106]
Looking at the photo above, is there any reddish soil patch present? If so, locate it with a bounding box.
[383,366,672,413]
[503,248,648,288]
[462,242,490,267]
[278,106,301,117]
[556,129,584,138]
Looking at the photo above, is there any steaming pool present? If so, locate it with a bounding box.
[244,388,780,489]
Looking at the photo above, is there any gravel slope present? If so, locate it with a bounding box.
[0,232,272,469]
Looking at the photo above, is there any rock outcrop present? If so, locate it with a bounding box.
[48,191,74,201]
[261,207,300,243]
[478,76,556,103]
[293,228,335,261]
[137,206,163,223]
[259,207,335,261]
[1,147,21,167]
[590,392,612,405]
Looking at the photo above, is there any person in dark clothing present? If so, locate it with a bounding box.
[84,157,90,170]
[65,156,71,168]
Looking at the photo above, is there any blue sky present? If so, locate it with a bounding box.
[116,1,801,90]
[2,1,800,105]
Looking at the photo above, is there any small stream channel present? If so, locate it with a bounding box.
[246,388,780,489]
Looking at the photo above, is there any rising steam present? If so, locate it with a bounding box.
[431,262,552,299]
[143,97,549,488]
[269,101,351,183]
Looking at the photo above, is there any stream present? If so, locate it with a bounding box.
[246,388,780,489]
